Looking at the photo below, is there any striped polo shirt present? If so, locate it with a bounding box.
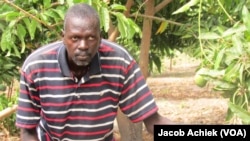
[16,39,158,141]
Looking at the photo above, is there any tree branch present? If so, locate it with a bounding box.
[108,0,135,41]
[154,0,173,13]
[131,13,183,26]
[3,0,58,29]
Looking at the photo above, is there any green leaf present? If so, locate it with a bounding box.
[0,84,6,91]
[199,32,221,39]
[59,0,65,4]
[23,18,38,40]
[172,0,199,15]
[100,7,110,32]
[156,21,168,35]
[197,68,225,78]
[3,64,15,70]
[39,13,48,22]
[213,80,236,92]
[110,4,126,11]
[44,10,61,20]
[225,108,234,122]
[232,35,243,54]
[16,24,27,52]
[66,0,74,7]
[5,11,19,21]
[238,62,244,84]
[222,24,246,37]
[43,0,51,9]
[30,20,38,40]
[126,24,135,39]
[52,8,65,20]
[0,29,12,51]
[116,14,136,39]
[13,45,21,58]
[224,47,242,65]
[128,19,141,38]
[152,55,162,73]
[0,11,13,19]
[224,62,240,82]
[117,20,126,38]
[228,102,250,124]
[242,6,250,32]
[8,20,18,28]
[114,12,127,38]
[214,48,225,69]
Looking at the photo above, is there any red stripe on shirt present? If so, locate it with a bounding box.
[18,106,40,113]
[37,81,123,90]
[131,107,158,123]
[44,51,57,54]
[125,60,136,74]
[51,128,111,137]
[16,123,37,129]
[121,76,144,95]
[121,91,151,111]
[43,112,116,122]
[28,68,60,78]
[101,65,127,73]
[20,89,40,101]
[41,96,119,107]
[99,44,114,52]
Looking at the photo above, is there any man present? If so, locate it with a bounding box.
[15,3,174,141]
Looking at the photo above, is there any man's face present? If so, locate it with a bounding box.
[63,17,101,67]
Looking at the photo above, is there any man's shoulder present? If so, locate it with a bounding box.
[100,39,125,51]
[22,41,63,69]
[99,39,133,60]
[27,41,62,58]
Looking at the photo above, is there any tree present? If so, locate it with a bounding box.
[139,0,173,78]
[173,0,250,124]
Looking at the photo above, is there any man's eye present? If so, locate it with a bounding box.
[72,37,78,41]
[88,36,95,41]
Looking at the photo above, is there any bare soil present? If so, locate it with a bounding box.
[142,58,229,141]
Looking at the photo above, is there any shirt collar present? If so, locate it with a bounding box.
[58,43,101,77]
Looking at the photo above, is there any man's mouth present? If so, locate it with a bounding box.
[76,55,89,60]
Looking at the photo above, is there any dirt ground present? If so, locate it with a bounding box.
[141,57,229,141]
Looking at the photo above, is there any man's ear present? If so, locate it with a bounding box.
[61,30,65,38]
[61,30,65,45]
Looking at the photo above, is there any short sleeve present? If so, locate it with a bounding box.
[15,69,41,129]
[118,60,158,122]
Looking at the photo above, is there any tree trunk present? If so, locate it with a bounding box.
[0,104,17,120]
[107,1,144,140]
[139,0,155,79]
[107,0,172,140]
[116,108,143,141]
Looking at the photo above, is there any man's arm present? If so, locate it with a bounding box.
[143,112,175,134]
[20,128,39,141]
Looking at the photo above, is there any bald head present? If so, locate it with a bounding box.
[64,3,100,31]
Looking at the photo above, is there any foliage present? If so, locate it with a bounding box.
[0,90,19,135]
[174,0,250,124]
[148,0,199,73]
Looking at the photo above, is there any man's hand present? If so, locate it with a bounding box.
[143,112,175,134]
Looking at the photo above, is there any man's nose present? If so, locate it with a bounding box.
[78,40,88,50]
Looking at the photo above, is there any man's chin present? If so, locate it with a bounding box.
[75,61,90,67]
